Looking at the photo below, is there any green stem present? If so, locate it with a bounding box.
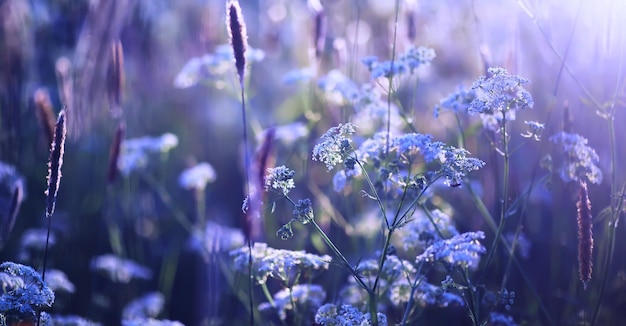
[480,112,510,282]
[466,183,555,325]
[140,172,193,233]
[310,219,370,292]
[260,282,275,307]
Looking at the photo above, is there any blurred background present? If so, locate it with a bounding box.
[0,0,625,324]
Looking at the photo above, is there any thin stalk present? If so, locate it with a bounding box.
[401,264,428,325]
[356,159,387,227]
[139,172,193,233]
[310,219,370,292]
[385,0,402,155]
[466,183,555,325]
[480,112,510,282]
[261,282,276,307]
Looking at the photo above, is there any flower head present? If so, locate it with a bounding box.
[416,231,486,269]
[264,166,296,195]
[548,132,602,184]
[123,292,165,320]
[313,123,357,170]
[259,284,326,321]
[230,242,331,284]
[293,198,314,224]
[469,67,533,115]
[91,254,152,283]
[178,162,216,190]
[439,147,485,187]
[0,262,55,322]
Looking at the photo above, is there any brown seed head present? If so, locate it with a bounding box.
[313,10,327,59]
[107,40,125,117]
[576,181,593,289]
[563,101,572,133]
[55,57,73,109]
[227,0,248,86]
[107,122,126,184]
[406,9,417,43]
[45,110,67,218]
[33,88,57,147]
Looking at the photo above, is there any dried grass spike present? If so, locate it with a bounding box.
[107,40,125,117]
[0,180,24,249]
[313,9,327,59]
[563,101,572,133]
[34,88,57,148]
[45,110,67,218]
[227,0,248,85]
[577,181,593,289]
[406,9,417,43]
[107,122,125,184]
[55,57,73,109]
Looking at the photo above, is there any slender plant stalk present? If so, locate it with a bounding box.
[479,110,510,282]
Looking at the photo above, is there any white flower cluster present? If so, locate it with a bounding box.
[315,303,388,326]
[416,231,486,269]
[259,284,326,321]
[230,242,331,284]
[118,133,179,176]
[178,162,216,190]
[187,221,244,260]
[90,254,152,283]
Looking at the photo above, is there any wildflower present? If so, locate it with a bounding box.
[391,133,444,163]
[267,122,309,146]
[312,123,357,170]
[398,209,459,252]
[230,243,331,284]
[117,133,179,176]
[521,120,545,141]
[416,231,486,269]
[20,228,56,251]
[577,181,593,289]
[434,85,476,118]
[438,147,485,187]
[50,315,101,325]
[0,262,55,322]
[389,278,464,307]
[549,132,602,184]
[178,162,216,191]
[469,67,533,115]
[314,303,388,326]
[45,269,75,293]
[264,166,295,195]
[293,198,314,224]
[91,254,152,283]
[364,46,436,79]
[276,222,294,240]
[499,288,516,311]
[489,312,518,326]
[121,319,184,326]
[123,292,165,320]
[187,221,244,259]
[317,70,359,105]
[351,85,406,135]
[332,171,348,193]
[46,110,66,218]
[282,67,316,85]
[259,284,326,321]
[226,0,248,85]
